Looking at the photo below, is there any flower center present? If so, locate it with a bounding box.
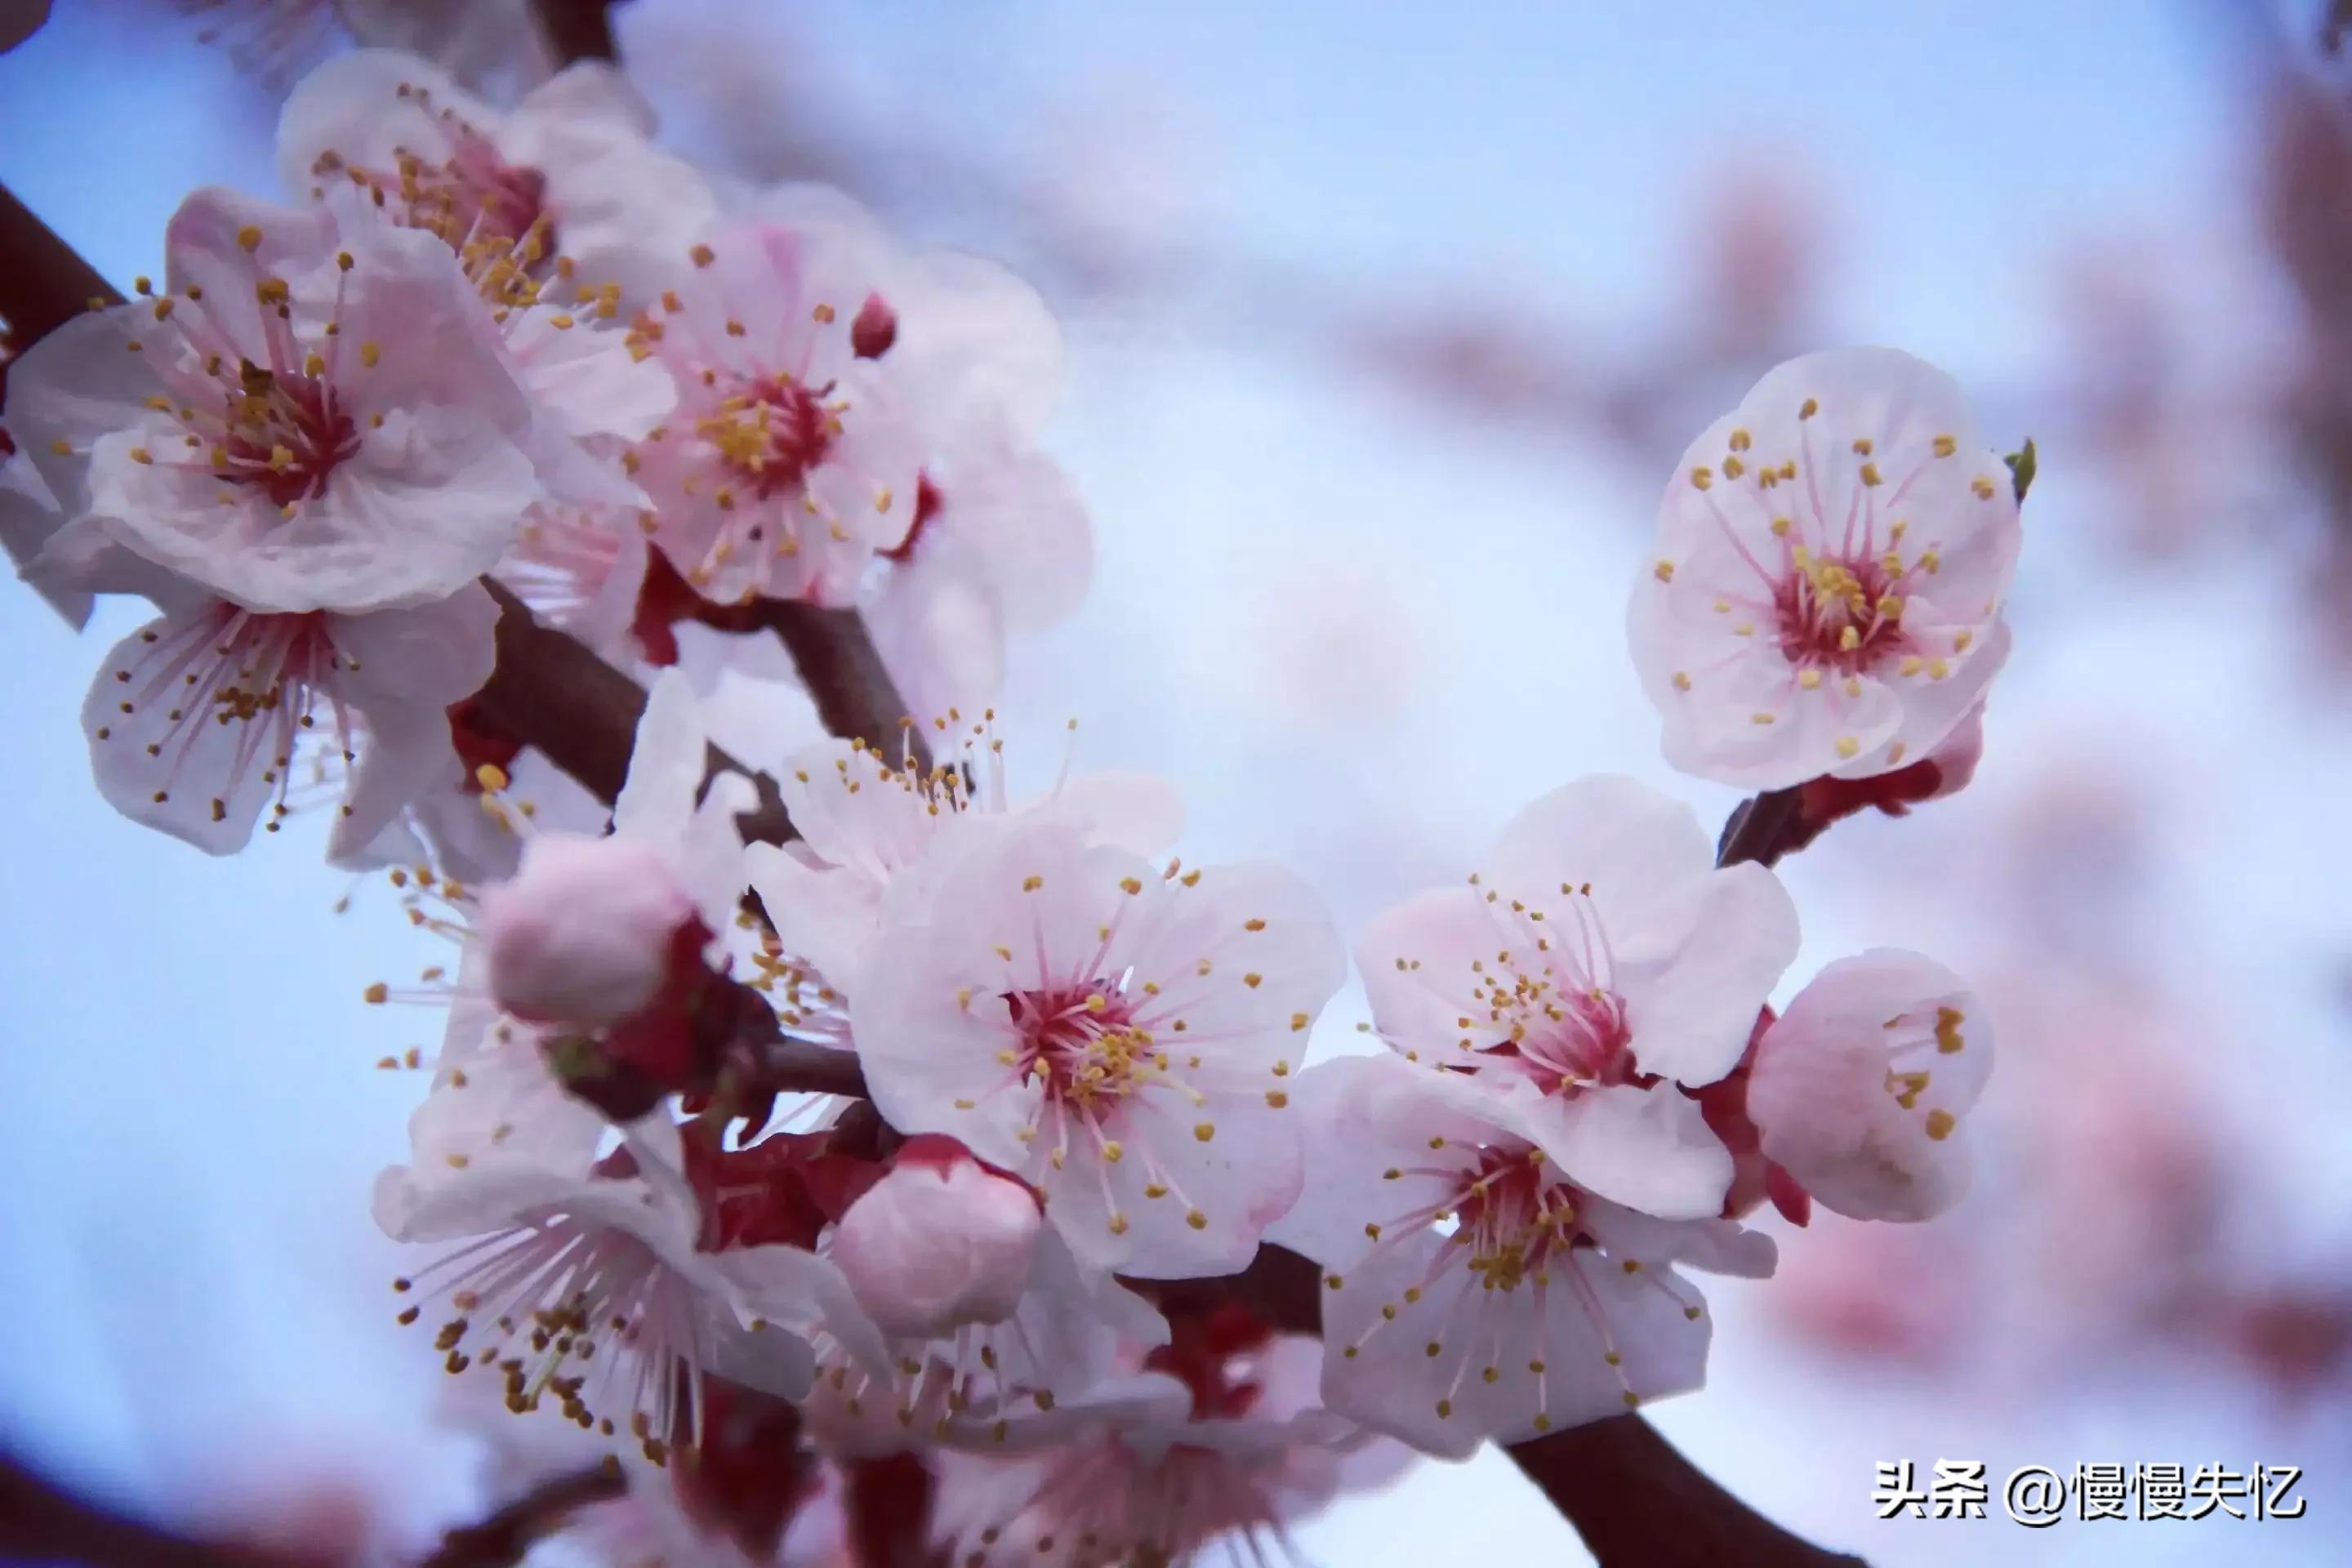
[1453,1151,1583,1294]
[696,373,840,499]
[313,121,557,266]
[1774,546,1910,671]
[211,360,359,506]
[1007,981,1155,1112]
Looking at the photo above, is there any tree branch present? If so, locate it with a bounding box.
[1715,786,1804,869]
[528,0,620,67]
[418,1462,626,1568]
[0,178,122,341]
[1506,1418,1865,1568]
[0,1451,326,1568]
[472,581,798,848]
[750,598,933,773]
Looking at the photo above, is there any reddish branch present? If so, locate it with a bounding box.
[529,0,621,67]
[472,581,800,848]
[0,1451,327,1568]
[2,154,1865,1568]
[751,597,933,773]
[418,1463,626,1568]
[1716,786,1804,868]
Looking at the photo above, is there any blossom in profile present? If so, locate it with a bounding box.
[375,1043,853,1463]
[278,48,715,304]
[1630,346,2021,791]
[1272,1053,1775,1456]
[65,571,499,855]
[1358,774,1796,1219]
[852,802,1344,1278]
[1744,949,1992,1222]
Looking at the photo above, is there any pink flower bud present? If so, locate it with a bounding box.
[850,292,898,359]
[830,1144,1040,1339]
[479,833,701,1028]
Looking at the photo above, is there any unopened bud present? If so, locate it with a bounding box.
[830,1144,1040,1338]
[479,834,699,1028]
[850,292,898,359]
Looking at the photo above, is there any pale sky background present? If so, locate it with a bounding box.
[4,1,2350,1563]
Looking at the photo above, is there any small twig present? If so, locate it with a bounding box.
[1715,786,1803,868]
[418,1462,626,1568]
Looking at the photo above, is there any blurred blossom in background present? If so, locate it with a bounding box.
[6,0,2352,1562]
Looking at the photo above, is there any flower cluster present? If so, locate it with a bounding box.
[0,38,2024,1568]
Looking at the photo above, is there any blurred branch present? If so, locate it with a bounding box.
[0,1452,321,1568]
[529,0,620,66]
[418,1462,626,1568]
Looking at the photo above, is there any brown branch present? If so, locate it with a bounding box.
[1507,1418,1865,1568]
[1715,786,1803,868]
[0,178,123,343]
[418,1462,626,1568]
[528,0,620,67]
[473,581,797,847]
[751,598,933,773]
[0,1452,326,1568]
[1170,1245,1861,1566]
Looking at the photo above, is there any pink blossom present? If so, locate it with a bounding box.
[1745,949,1992,1223]
[869,438,1092,720]
[746,723,1183,999]
[625,220,924,607]
[1272,1054,1775,1455]
[278,48,716,305]
[492,500,653,664]
[929,1316,1401,1566]
[377,1072,853,1463]
[828,1138,1043,1340]
[852,803,1344,1278]
[801,1227,1169,1457]
[1629,346,2021,790]
[68,566,497,855]
[11,187,543,616]
[1358,774,1796,1219]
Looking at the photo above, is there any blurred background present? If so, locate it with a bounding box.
[5,0,2352,1561]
